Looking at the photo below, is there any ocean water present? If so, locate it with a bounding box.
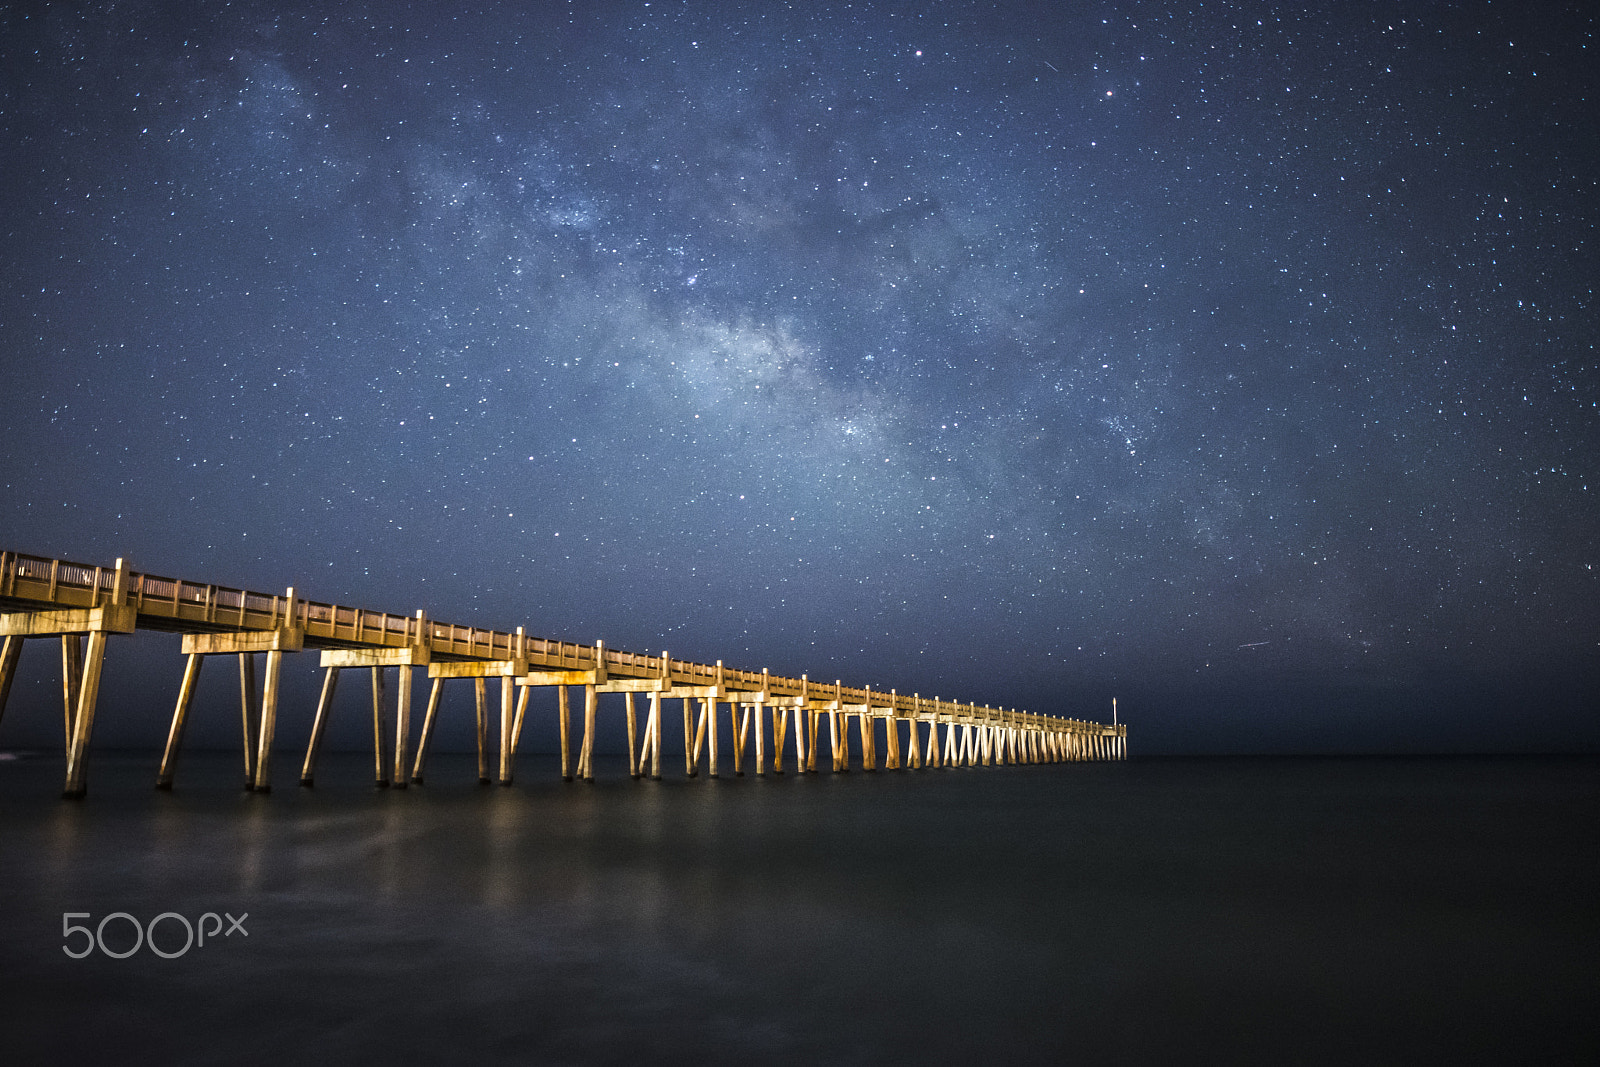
[0,751,1594,1065]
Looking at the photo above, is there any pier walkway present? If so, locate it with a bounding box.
[0,549,1126,797]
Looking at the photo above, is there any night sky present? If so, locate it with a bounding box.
[3,1,1596,754]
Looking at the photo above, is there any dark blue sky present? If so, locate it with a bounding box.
[3,1,1596,753]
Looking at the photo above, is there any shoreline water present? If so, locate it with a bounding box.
[1,752,1595,1064]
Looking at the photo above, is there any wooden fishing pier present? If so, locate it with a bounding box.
[0,549,1127,797]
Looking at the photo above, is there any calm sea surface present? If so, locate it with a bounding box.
[0,751,1595,1065]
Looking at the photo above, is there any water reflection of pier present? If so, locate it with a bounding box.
[0,550,1127,798]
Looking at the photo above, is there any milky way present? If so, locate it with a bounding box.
[3,2,1596,751]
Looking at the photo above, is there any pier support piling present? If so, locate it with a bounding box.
[474,678,489,783]
[301,666,339,786]
[410,677,444,784]
[510,681,531,755]
[768,706,779,774]
[62,635,83,752]
[754,704,766,776]
[705,697,719,777]
[370,666,389,788]
[558,685,571,782]
[732,703,748,776]
[0,636,22,731]
[581,684,597,782]
[61,630,109,798]
[157,652,203,789]
[650,691,663,779]
[500,676,517,785]
[625,692,638,778]
[682,697,696,777]
[252,649,284,792]
[388,664,412,790]
[238,654,258,787]
[0,637,20,730]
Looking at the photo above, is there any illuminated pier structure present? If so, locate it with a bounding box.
[0,550,1127,798]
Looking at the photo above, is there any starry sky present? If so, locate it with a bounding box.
[3,1,1596,754]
